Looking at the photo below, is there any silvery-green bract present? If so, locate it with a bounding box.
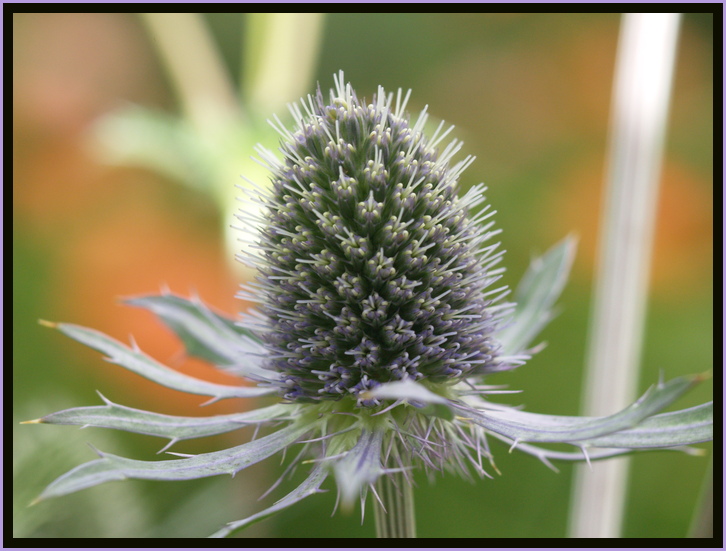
[27,72,712,538]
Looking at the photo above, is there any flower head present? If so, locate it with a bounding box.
[252,72,508,404]
[27,72,712,538]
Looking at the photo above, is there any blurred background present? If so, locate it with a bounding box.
[13,13,713,538]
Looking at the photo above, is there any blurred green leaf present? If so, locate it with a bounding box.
[92,105,215,191]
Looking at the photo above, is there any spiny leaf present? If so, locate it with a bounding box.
[366,379,449,405]
[30,393,293,447]
[333,429,384,509]
[209,464,328,538]
[454,374,700,444]
[498,235,577,356]
[35,422,313,502]
[125,293,272,381]
[486,434,698,471]
[46,322,274,400]
[584,401,713,448]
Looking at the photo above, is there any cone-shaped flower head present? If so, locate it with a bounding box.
[252,72,508,406]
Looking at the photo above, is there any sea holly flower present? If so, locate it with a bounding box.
[26,72,713,538]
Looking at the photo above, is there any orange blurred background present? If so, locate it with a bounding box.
[13,12,713,538]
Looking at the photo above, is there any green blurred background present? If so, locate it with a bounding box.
[13,13,713,538]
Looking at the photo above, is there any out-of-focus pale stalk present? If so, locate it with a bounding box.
[242,13,325,115]
[138,13,325,276]
[233,13,325,276]
[138,13,243,133]
[567,13,681,538]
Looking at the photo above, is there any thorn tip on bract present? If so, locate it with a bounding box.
[86,442,105,458]
[38,319,57,328]
[693,371,712,383]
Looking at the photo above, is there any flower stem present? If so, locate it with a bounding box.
[242,13,325,115]
[373,471,416,538]
[138,13,243,133]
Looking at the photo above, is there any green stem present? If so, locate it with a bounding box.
[138,13,243,134]
[242,13,325,115]
[373,471,416,538]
